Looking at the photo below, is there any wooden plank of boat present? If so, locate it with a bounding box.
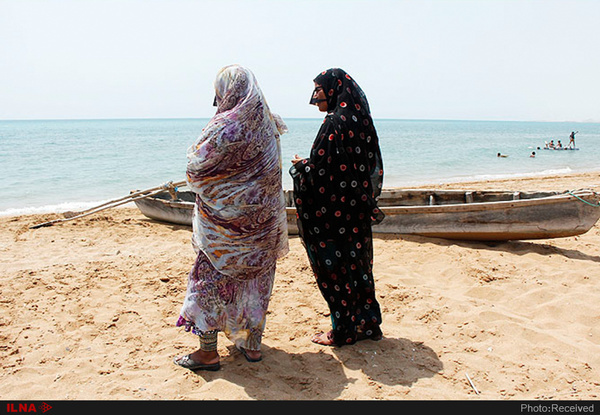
[133,188,600,241]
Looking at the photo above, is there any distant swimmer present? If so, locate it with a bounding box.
[497,153,508,158]
[557,140,562,148]
[549,140,555,149]
[568,131,578,149]
[530,151,536,158]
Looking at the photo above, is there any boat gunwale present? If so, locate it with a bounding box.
[136,189,599,215]
[378,190,599,214]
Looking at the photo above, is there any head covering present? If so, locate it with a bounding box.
[187,64,288,279]
[312,68,371,115]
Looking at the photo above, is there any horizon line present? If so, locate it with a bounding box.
[0,116,597,124]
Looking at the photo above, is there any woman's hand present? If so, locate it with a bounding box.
[291,154,304,164]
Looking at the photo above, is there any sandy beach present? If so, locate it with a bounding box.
[1,171,599,401]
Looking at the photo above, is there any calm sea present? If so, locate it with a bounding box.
[1,118,599,216]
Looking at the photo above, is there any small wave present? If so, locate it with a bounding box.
[460,167,574,182]
[0,199,134,217]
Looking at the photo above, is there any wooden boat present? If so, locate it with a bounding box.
[133,187,600,241]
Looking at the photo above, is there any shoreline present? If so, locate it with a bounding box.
[1,171,599,400]
[412,170,600,191]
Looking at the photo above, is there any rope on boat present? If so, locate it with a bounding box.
[567,189,600,208]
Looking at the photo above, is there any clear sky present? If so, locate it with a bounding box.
[1,0,599,122]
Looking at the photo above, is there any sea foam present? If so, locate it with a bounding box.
[0,199,132,217]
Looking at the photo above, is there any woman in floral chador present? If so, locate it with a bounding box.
[290,68,384,347]
[175,65,288,370]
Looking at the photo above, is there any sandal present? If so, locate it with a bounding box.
[237,346,262,362]
[173,354,220,371]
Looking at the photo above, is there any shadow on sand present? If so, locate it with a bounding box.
[186,336,442,400]
[390,233,600,263]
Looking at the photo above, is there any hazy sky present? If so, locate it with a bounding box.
[1,0,599,122]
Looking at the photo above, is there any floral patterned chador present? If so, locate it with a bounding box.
[177,65,288,351]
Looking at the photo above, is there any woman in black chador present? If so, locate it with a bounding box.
[290,68,385,346]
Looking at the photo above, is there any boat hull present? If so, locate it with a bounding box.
[134,197,193,226]
[133,188,600,241]
[373,193,599,240]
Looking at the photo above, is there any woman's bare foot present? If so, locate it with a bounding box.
[311,331,336,346]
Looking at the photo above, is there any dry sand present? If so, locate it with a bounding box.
[1,172,599,400]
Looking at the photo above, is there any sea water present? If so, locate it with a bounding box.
[1,118,599,216]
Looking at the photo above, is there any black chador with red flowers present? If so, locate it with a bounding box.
[290,68,385,346]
